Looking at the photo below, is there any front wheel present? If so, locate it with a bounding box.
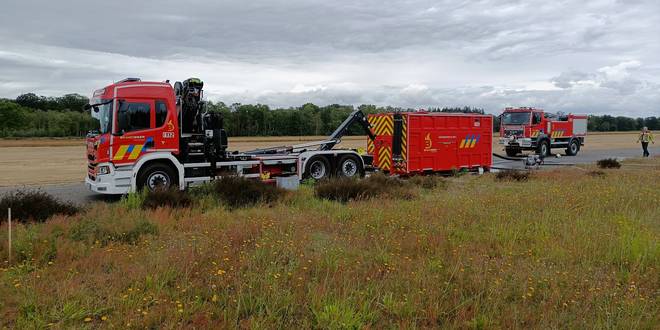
[565,139,580,156]
[137,163,177,192]
[336,154,364,178]
[537,140,550,157]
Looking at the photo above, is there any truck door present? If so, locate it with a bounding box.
[110,99,158,165]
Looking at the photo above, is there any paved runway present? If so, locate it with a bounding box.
[0,146,657,205]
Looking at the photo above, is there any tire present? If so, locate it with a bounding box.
[137,162,177,192]
[565,139,579,156]
[304,156,331,180]
[505,148,519,157]
[336,154,364,178]
[537,140,550,157]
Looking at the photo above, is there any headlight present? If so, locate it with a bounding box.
[98,165,111,175]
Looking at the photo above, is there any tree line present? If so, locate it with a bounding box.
[0,93,658,137]
[0,95,96,137]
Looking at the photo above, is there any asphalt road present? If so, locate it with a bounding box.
[0,146,657,205]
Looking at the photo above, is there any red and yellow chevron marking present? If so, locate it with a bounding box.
[370,115,393,136]
[377,145,392,171]
[366,138,375,154]
[531,130,540,138]
[400,116,407,161]
[114,144,145,160]
[113,145,130,161]
[458,134,480,149]
[551,130,565,138]
[112,137,153,161]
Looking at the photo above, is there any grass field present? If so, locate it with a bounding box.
[0,158,658,328]
[0,133,647,186]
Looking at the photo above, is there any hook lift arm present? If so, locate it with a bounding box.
[319,109,376,150]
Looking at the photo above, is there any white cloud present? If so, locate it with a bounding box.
[0,0,659,116]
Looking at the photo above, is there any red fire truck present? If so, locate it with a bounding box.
[499,107,587,157]
[84,78,375,194]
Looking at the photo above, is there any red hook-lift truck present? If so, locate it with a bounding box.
[84,78,375,194]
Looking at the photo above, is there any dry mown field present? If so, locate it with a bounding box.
[0,157,658,328]
[0,133,644,186]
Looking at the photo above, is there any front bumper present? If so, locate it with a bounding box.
[85,163,133,194]
[499,137,533,148]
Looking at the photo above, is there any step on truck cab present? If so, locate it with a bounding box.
[84,78,374,194]
[498,107,587,157]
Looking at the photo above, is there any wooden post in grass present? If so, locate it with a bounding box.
[7,208,11,263]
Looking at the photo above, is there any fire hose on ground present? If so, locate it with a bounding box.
[492,153,578,170]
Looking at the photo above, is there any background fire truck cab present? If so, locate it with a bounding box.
[499,107,587,157]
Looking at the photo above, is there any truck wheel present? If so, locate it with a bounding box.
[336,154,363,178]
[305,156,331,180]
[565,139,579,156]
[537,140,550,157]
[137,163,177,192]
[505,148,519,157]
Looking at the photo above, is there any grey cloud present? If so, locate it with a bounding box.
[551,71,596,89]
[1,0,659,116]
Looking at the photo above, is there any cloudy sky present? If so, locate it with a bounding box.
[1,0,659,116]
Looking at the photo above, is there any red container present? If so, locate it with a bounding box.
[367,112,493,174]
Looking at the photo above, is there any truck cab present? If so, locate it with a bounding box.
[499,107,587,157]
[85,78,372,194]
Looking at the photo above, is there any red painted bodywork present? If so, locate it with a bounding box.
[499,108,587,139]
[87,81,180,172]
[368,112,493,174]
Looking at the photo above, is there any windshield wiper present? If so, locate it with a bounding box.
[83,99,113,112]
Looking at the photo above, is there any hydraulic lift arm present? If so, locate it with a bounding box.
[320,109,376,150]
[244,109,376,154]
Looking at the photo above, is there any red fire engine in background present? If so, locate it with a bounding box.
[499,107,587,157]
[84,78,493,194]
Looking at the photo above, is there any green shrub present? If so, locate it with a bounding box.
[495,170,531,182]
[141,188,192,209]
[213,176,284,208]
[314,174,417,203]
[407,175,445,189]
[120,191,146,210]
[0,190,79,223]
[597,158,621,169]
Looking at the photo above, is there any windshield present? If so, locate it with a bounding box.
[502,112,531,125]
[90,99,113,134]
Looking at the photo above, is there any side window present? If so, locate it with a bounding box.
[155,100,168,127]
[533,113,542,124]
[117,101,151,133]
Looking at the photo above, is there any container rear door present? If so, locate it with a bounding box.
[369,114,394,172]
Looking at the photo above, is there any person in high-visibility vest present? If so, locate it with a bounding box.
[637,127,655,157]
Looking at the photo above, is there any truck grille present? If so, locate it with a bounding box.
[504,129,523,137]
